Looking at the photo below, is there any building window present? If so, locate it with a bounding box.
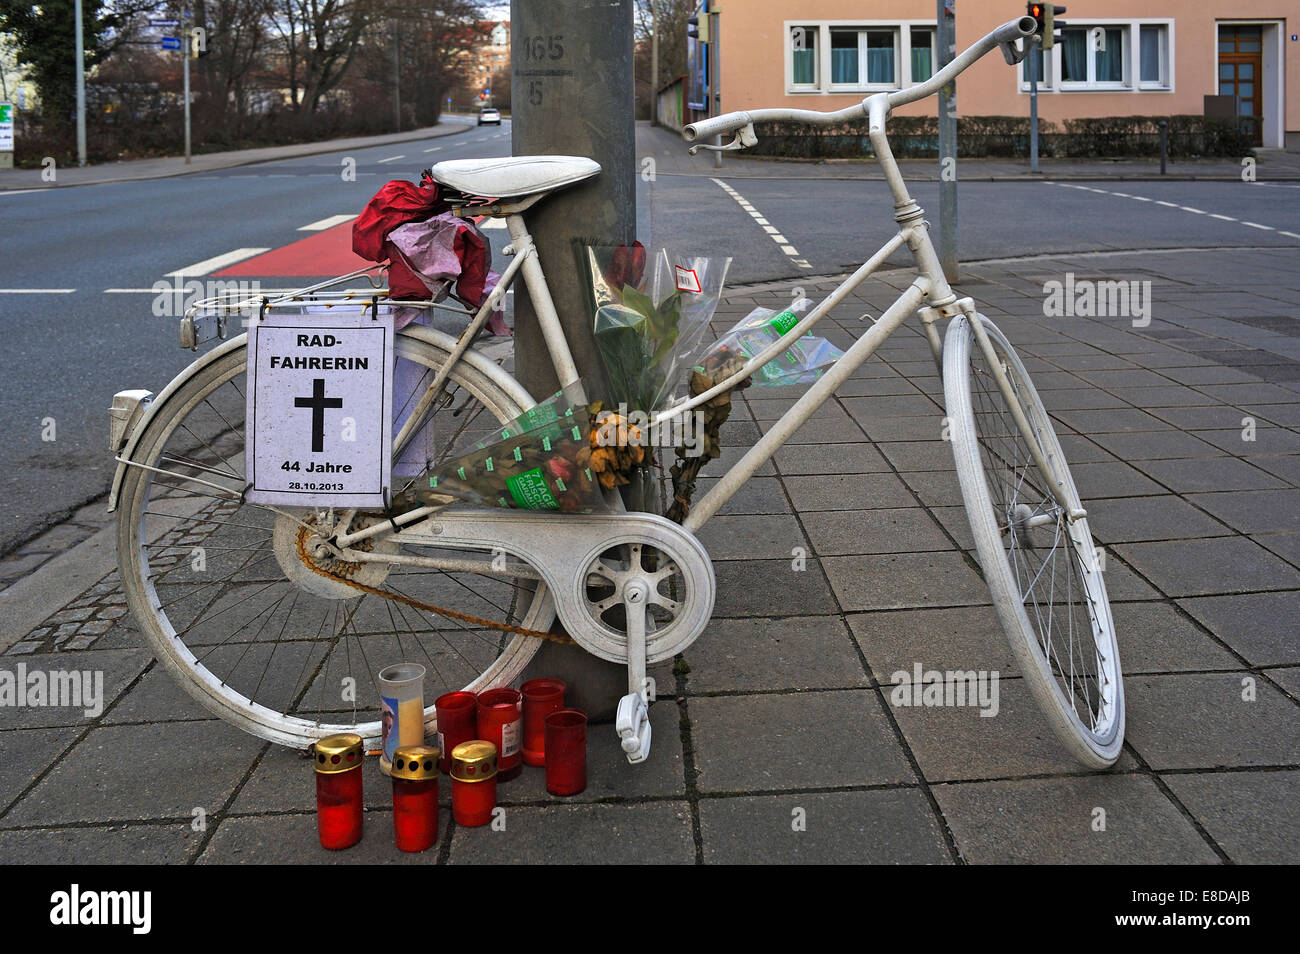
[909,27,935,82]
[788,22,933,92]
[1139,24,1169,86]
[791,25,818,86]
[1024,21,1170,92]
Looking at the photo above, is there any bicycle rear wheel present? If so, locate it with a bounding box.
[115,328,553,749]
[943,313,1124,768]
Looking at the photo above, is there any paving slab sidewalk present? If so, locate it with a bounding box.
[0,246,1297,863]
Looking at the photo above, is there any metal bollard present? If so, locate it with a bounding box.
[1159,120,1168,175]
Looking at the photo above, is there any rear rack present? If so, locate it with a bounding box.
[178,265,476,351]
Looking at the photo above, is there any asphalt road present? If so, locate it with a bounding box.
[1,117,1298,554]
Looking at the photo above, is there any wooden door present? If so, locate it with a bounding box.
[1218,25,1264,146]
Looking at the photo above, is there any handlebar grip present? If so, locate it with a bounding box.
[683,111,751,143]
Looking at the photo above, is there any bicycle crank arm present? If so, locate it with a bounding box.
[362,508,717,666]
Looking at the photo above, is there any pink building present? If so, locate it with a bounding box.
[708,1,1297,148]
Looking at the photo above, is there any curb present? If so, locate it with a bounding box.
[0,121,478,192]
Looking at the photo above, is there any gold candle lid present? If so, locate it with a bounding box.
[312,733,364,774]
[392,744,441,781]
[450,740,498,782]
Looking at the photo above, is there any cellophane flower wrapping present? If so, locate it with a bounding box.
[587,246,731,512]
[412,392,609,513]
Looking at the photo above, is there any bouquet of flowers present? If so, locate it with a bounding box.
[586,245,731,512]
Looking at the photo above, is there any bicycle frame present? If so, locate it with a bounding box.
[336,15,1083,553]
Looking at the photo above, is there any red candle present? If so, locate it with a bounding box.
[450,740,498,827]
[390,744,440,852]
[435,691,478,774]
[313,733,364,850]
[521,678,567,766]
[544,709,588,797]
[476,687,523,781]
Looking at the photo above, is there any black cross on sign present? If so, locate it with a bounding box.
[294,378,343,452]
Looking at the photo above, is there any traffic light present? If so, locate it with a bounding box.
[1027,3,1066,50]
[687,14,709,44]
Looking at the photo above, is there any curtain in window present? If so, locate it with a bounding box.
[911,46,932,82]
[867,47,894,83]
[831,47,858,83]
[793,49,815,84]
[1094,28,1122,82]
[1139,26,1161,83]
[1061,30,1086,81]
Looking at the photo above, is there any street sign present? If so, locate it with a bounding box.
[150,18,179,27]
[0,102,14,153]
[161,37,182,51]
[245,309,394,507]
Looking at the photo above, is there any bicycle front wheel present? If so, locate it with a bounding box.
[943,313,1124,768]
[116,328,553,749]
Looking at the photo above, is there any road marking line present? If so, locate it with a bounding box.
[1057,183,1294,237]
[0,288,76,293]
[423,146,443,153]
[711,178,810,271]
[298,214,357,231]
[165,248,271,277]
[0,189,43,197]
[377,154,406,164]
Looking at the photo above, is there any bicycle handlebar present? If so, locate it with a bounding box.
[682,16,1037,144]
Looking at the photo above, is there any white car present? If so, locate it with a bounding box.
[478,107,502,126]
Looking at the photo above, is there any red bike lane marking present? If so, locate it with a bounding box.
[213,221,371,277]
[212,215,491,278]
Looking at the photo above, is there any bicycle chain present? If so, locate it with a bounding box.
[294,525,574,645]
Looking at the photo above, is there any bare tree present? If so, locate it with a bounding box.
[268,0,375,116]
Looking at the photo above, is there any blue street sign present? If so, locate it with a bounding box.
[161,36,182,50]
[150,18,179,27]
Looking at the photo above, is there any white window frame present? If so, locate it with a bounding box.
[1137,22,1172,89]
[1016,18,1174,94]
[784,24,822,92]
[784,20,938,95]
[906,24,937,84]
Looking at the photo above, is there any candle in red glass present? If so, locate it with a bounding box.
[521,678,566,766]
[544,709,588,796]
[313,733,364,850]
[476,688,523,781]
[450,740,498,827]
[390,744,440,852]
[434,691,478,774]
